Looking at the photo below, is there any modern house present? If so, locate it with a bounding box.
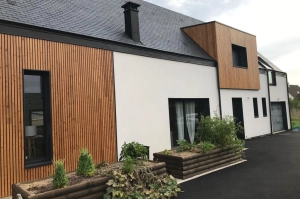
[0,0,291,197]
[289,85,300,99]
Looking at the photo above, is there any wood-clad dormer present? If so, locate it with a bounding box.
[182,21,260,90]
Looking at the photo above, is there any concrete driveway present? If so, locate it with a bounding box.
[177,131,300,199]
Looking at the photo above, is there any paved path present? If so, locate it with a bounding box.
[177,131,300,199]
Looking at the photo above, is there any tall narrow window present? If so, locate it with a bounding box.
[262,98,267,117]
[253,98,259,118]
[268,71,276,85]
[168,99,210,147]
[23,70,52,168]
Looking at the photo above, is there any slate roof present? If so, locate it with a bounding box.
[0,0,213,60]
[289,85,300,98]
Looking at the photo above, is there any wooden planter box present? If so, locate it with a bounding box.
[153,147,242,179]
[12,162,167,199]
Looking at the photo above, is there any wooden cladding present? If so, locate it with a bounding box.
[183,22,260,90]
[0,33,117,197]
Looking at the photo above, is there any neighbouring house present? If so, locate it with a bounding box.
[0,0,291,197]
[289,85,300,99]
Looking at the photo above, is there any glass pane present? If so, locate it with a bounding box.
[24,74,46,160]
[169,100,206,146]
[232,49,240,66]
[25,111,45,159]
[24,75,42,93]
[268,71,273,84]
[169,101,181,147]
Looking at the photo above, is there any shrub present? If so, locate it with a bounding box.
[176,140,194,152]
[52,160,68,188]
[119,142,148,162]
[77,148,95,176]
[162,149,170,155]
[122,156,135,174]
[104,167,180,199]
[196,115,244,151]
[198,141,216,152]
[292,118,300,129]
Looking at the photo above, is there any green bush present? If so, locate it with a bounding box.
[162,149,170,155]
[77,148,95,176]
[122,156,135,174]
[52,160,68,188]
[176,140,194,152]
[198,141,216,152]
[292,118,300,128]
[196,115,244,150]
[119,142,148,162]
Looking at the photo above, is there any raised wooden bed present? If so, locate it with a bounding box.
[12,162,167,199]
[153,147,242,179]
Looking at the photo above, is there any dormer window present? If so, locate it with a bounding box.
[232,44,248,68]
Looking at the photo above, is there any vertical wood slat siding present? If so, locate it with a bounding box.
[183,22,260,90]
[0,34,117,197]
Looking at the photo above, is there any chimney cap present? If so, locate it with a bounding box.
[121,1,140,11]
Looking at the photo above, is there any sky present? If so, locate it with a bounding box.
[145,0,300,86]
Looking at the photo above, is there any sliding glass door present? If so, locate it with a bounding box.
[168,99,210,147]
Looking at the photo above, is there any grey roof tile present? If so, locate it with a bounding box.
[0,0,213,60]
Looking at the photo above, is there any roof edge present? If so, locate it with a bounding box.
[181,21,256,37]
[0,19,217,67]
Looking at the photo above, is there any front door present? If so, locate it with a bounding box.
[232,98,245,139]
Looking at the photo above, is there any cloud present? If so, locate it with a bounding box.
[259,38,300,61]
[145,0,247,21]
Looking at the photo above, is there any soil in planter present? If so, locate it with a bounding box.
[21,172,102,195]
[160,150,207,157]
[20,161,158,195]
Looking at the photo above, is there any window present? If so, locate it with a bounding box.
[168,99,210,147]
[232,44,248,68]
[23,70,52,168]
[262,98,267,117]
[268,71,276,85]
[253,98,259,118]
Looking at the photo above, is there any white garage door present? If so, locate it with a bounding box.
[271,103,284,132]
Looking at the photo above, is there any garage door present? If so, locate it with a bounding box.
[271,103,284,132]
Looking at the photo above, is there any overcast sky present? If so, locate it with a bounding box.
[145,0,300,86]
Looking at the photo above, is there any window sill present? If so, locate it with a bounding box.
[25,159,52,169]
[263,115,268,117]
[269,84,277,86]
[254,116,259,118]
[233,65,248,69]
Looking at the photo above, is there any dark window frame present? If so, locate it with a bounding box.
[232,44,248,68]
[168,98,210,148]
[253,98,259,118]
[268,71,277,86]
[23,70,53,168]
[262,98,267,117]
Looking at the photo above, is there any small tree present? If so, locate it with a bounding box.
[122,156,135,174]
[77,148,95,176]
[52,160,68,188]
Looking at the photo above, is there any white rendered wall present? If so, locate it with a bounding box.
[269,75,291,129]
[220,74,271,139]
[113,52,220,159]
